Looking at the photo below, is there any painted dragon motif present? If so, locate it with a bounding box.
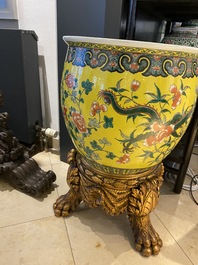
[61,67,196,165]
[98,89,194,151]
[98,90,161,120]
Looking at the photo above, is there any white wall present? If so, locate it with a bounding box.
[16,0,59,131]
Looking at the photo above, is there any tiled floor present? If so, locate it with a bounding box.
[0,150,197,265]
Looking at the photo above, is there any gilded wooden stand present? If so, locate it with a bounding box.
[53,149,164,257]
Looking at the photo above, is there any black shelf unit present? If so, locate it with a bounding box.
[163,103,198,193]
[136,0,198,21]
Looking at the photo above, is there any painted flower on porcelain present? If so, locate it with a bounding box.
[131,80,140,91]
[72,111,88,133]
[144,122,174,146]
[170,84,182,109]
[116,153,130,164]
[65,73,78,89]
[90,101,108,116]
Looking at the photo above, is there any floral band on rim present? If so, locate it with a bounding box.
[67,46,198,78]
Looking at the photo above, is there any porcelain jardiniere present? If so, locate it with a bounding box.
[162,19,198,47]
[61,36,197,170]
[54,36,198,257]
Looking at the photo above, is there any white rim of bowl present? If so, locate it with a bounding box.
[63,35,198,54]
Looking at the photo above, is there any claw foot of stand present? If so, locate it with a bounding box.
[53,190,82,217]
[128,215,163,256]
[53,149,82,217]
[127,170,164,256]
[53,149,164,256]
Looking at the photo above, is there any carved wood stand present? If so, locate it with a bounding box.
[53,149,164,257]
[0,91,56,197]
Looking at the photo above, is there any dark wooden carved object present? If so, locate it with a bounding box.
[0,91,56,197]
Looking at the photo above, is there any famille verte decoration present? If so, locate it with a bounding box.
[54,36,198,257]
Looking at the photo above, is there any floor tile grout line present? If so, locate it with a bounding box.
[63,218,77,265]
[153,211,195,265]
[50,155,76,264]
[0,213,77,264]
[0,215,57,230]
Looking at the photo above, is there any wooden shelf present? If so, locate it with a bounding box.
[137,0,198,21]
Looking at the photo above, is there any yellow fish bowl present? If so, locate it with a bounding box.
[61,36,197,171]
[54,36,198,257]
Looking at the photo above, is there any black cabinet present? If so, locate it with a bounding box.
[0,29,42,144]
[136,0,198,21]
